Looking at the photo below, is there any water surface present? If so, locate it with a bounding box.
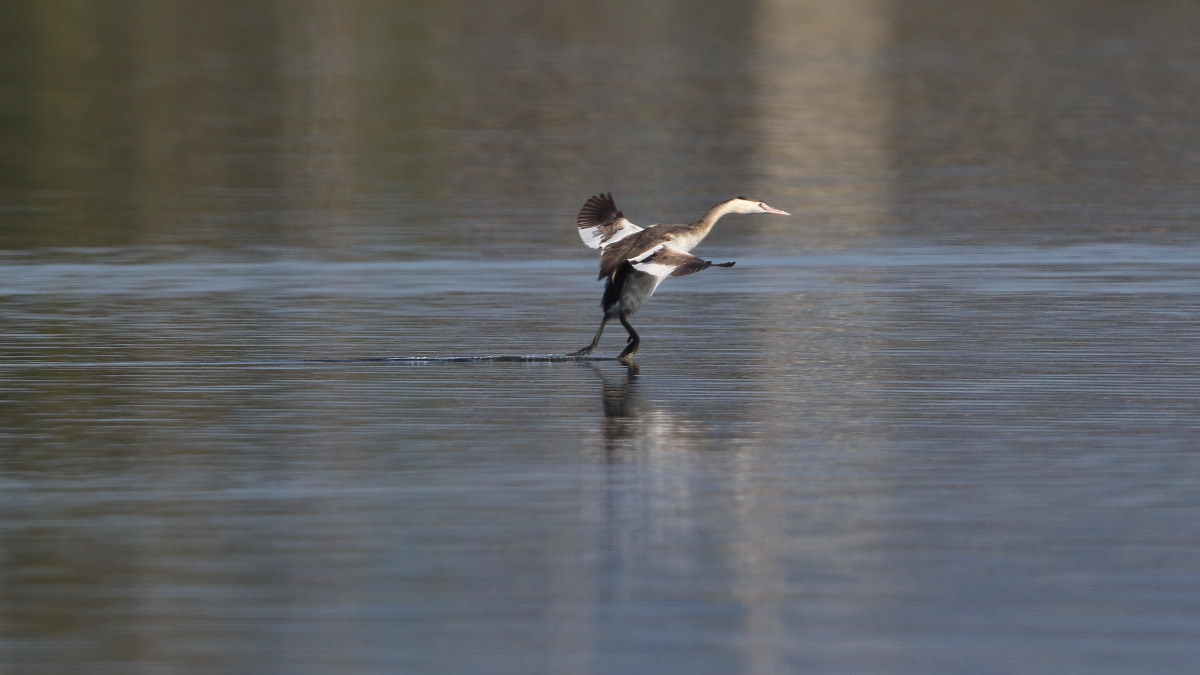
[2,1,1200,673]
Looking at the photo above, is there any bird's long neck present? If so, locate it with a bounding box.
[686,200,740,243]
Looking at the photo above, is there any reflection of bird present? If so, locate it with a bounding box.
[569,193,790,361]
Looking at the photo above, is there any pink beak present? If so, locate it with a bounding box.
[763,206,790,216]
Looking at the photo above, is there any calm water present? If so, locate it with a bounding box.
[3,1,1200,673]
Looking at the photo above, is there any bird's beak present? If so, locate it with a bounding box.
[763,206,790,216]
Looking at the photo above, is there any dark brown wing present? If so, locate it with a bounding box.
[576,192,643,249]
[630,243,735,278]
[577,192,621,230]
[597,235,644,280]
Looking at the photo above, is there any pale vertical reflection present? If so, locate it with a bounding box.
[738,2,893,672]
[750,0,891,241]
[279,1,359,243]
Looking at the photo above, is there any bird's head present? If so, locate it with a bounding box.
[729,196,790,216]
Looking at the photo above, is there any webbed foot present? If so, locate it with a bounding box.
[617,340,640,362]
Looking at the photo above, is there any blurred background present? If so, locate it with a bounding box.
[5,0,1195,255]
[2,1,1199,673]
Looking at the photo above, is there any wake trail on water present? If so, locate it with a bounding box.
[321,354,617,363]
[0,354,618,369]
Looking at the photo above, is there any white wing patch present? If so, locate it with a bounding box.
[629,243,679,278]
[578,217,643,249]
[630,243,730,278]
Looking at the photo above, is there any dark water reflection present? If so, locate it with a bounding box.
[3,0,1200,673]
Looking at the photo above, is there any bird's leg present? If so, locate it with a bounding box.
[617,312,640,362]
[569,317,608,357]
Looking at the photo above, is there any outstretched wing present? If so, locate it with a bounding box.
[576,192,643,249]
[629,243,736,278]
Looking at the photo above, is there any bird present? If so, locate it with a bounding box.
[568,192,790,361]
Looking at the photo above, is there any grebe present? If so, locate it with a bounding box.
[569,192,789,361]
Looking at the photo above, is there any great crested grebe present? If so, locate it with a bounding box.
[569,192,789,361]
